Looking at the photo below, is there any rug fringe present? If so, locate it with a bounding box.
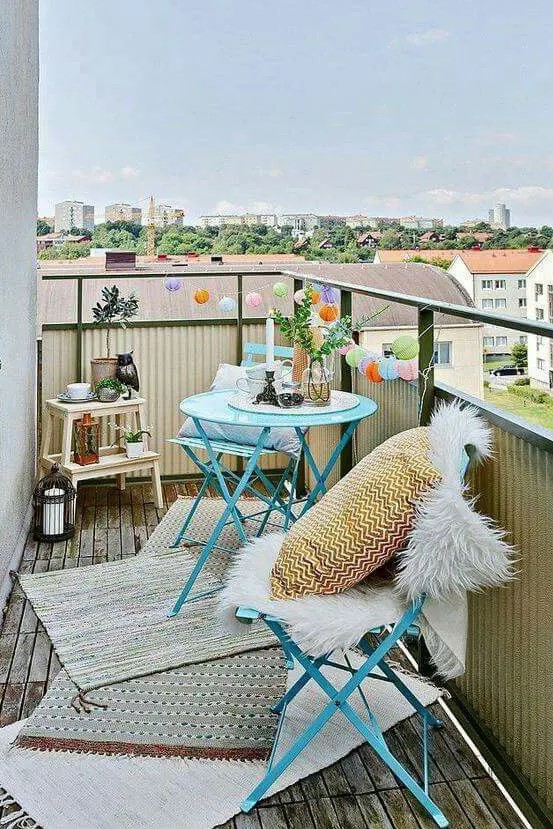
[70,691,109,714]
[0,790,39,828]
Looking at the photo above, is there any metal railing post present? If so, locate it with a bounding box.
[340,289,353,478]
[76,276,83,381]
[236,273,243,365]
[418,307,434,426]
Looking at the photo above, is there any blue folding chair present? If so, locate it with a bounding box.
[234,448,472,828]
[167,343,301,611]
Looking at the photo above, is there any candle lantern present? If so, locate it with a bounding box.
[74,412,100,465]
[33,464,76,541]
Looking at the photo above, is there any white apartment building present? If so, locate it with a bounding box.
[525,250,553,392]
[277,213,320,237]
[448,250,542,355]
[198,213,277,229]
[54,201,94,232]
[344,214,371,228]
[152,204,184,228]
[399,216,444,230]
[105,203,142,224]
[488,203,511,230]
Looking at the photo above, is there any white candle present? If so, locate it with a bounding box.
[266,316,275,370]
[42,487,65,536]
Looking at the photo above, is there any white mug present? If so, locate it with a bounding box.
[236,360,293,397]
[67,382,91,400]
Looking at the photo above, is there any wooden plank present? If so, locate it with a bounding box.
[341,749,376,794]
[403,783,473,829]
[282,802,316,829]
[300,771,330,802]
[304,796,342,829]
[378,790,420,829]
[0,683,25,727]
[256,806,289,829]
[0,635,17,683]
[355,792,395,828]
[235,813,263,829]
[449,779,503,828]
[321,759,353,796]
[475,778,526,829]
[330,794,370,829]
[357,741,399,790]
[93,487,108,564]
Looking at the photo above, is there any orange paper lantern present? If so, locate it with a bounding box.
[364,361,383,383]
[310,289,321,304]
[194,288,210,304]
[319,303,339,322]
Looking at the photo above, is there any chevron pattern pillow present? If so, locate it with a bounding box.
[270,427,441,599]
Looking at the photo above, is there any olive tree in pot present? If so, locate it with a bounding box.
[91,286,139,388]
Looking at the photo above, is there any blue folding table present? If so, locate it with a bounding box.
[168,388,378,615]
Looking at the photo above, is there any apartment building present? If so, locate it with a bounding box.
[488,203,511,231]
[198,213,277,229]
[525,250,553,391]
[105,203,142,224]
[152,204,184,228]
[399,216,444,230]
[277,214,320,236]
[448,250,541,355]
[345,214,371,228]
[54,201,94,232]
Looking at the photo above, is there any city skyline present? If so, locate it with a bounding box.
[39,0,553,225]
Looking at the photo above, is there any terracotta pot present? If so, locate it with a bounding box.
[90,358,117,389]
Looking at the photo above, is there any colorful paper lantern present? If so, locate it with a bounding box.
[378,356,400,381]
[311,289,321,304]
[338,340,355,356]
[164,276,182,292]
[294,289,306,304]
[319,304,339,323]
[345,346,367,368]
[218,296,237,313]
[365,361,383,383]
[311,282,322,293]
[245,291,262,309]
[391,335,419,361]
[320,285,340,305]
[272,282,289,298]
[397,358,418,381]
[357,356,372,376]
[194,288,210,304]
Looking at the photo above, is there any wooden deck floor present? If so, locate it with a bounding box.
[0,482,526,829]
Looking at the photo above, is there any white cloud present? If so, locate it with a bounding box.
[401,28,450,47]
[421,185,553,208]
[259,167,284,178]
[120,165,140,179]
[412,156,429,171]
[71,166,114,184]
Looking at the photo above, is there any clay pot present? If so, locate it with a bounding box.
[90,358,117,389]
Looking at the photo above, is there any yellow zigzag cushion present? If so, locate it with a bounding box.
[270,427,441,599]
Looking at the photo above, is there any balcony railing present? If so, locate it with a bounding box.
[38,265,553,828]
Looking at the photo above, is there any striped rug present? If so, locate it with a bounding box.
[18,498,277,694]
[15,649,286,761]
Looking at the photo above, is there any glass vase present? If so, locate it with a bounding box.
[301,358,333,406]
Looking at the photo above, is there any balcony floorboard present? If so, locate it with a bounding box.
[0,482,526,829]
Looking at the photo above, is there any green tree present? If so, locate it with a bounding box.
[511,342,528,368]
[37,219,52,235]
[378,229,402,249]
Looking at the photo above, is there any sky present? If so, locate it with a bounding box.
[39,0,553,226]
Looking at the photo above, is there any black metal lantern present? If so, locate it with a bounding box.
[33,464,76,542]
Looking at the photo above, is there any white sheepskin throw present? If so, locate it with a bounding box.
[219,401,515,679]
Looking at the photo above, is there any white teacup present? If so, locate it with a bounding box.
[67,382,91,400]
[236,360,292,397]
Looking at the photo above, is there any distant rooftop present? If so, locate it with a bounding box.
[375,249,462,264]
[452,249,543,273]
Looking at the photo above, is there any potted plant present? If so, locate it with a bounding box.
[95,377,125,403]
[90,285,139,387]
[111,423,152,459]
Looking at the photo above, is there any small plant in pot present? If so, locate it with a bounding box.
[111,423,152,459]
[91,285,139,387]
[95,377,125,403]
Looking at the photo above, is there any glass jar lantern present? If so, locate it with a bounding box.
[33,464,76,541]
[301,358,333,406]
[73,412,100,466]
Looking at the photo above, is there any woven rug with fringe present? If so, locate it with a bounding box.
[14,648,286,761]
[17,498,277,695]
[0,657,442,829]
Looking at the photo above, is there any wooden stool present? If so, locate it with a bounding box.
[40,396,163,509]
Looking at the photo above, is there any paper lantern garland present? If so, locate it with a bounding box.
[365,361,383,383]
[194,288,210,305]
[342,343,417,384]
[218,296,237,313]
[345,347,367,368]
[397,358,418,381]
[319,304,339,323]
[272,282,289,298]
[164,276,182,292]
[320,285,340,305]
[391,335,419,361]
[245,291,262,309]
[378,356,400,381]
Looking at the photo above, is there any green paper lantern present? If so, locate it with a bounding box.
[345,346,368,368]
[391,335,419,361]
[272,282,289,298]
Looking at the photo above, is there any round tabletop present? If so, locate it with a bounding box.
[180,389,378,428]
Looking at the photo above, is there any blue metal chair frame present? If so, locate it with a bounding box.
[234,450,471,827]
